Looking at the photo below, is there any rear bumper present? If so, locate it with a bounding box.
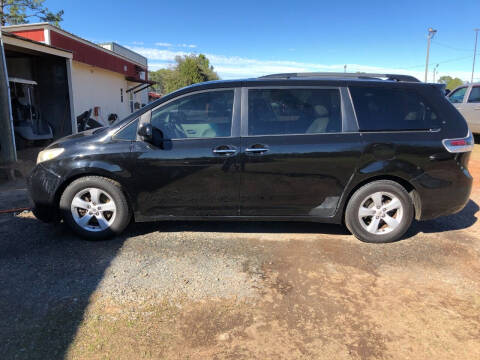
[414,164,473,220]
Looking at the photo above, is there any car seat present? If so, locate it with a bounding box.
[306,105,330,133]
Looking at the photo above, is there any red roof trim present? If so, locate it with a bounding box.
[7,24,147,81]
[49,31,147,81]
[2,31,72,55]
[11,29,45,42]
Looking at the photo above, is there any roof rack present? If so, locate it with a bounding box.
[259,72,420,82]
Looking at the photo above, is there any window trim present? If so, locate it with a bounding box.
[148,87,240,141]
[241,86,351,137]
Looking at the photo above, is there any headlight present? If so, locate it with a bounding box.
[37,148,64,164]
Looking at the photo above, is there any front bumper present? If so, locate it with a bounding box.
[27,164,63,216]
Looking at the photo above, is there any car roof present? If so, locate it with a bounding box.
[259,72,420,82]
[177,77,438,96]
[180,72,428,90]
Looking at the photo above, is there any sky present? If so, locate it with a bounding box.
[46,0,480,81]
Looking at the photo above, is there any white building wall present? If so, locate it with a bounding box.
[71,61,131,124]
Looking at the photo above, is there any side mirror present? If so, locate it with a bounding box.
[138,123,153,142]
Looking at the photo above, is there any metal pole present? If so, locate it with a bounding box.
[471,29,479,83]
[425,37,431,82]
[424,28,437,83]
[0,30,17,164]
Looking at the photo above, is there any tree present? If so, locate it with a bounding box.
[0,0,64,27]
[149,68,174,94]
[438,75,464,90]
[149,54,219,95]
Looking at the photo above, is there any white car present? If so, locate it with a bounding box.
[447,83,480,133]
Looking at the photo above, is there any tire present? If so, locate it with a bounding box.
[345,180,414,243]
[32,204,59,223]
[59,176,131,240]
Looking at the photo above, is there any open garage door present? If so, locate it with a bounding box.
[0,31,73,171]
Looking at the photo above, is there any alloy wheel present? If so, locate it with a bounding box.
[357,191,403,235]
[70,187,117,232]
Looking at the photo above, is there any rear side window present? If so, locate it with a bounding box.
[349,86,439,131]
[468,87,480,103]
[248,88,342,136]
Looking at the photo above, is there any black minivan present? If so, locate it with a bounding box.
[28,73,473,243]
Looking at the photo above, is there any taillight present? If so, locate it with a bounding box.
[442,131,474,153]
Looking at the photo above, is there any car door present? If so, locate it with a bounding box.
[461,86,480,133]
[448,86,473,129]
[239,86,363,217]
[130,88,241,220]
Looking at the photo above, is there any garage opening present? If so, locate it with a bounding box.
[1,33,73,176]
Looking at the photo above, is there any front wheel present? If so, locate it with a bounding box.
[345,180,414,243]
[59,176,131,240]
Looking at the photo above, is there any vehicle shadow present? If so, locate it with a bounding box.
[0,213,146,360]
[405,199,479,239]
[134,200,479,243]
[139,219,350,236]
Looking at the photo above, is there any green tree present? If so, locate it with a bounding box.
[149,54,219,95]
[0,0,63,26]
[148,68,171,94]
[438,75,464,90]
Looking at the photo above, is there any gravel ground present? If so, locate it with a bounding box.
[95,228,267,302]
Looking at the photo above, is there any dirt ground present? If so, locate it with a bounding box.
[1,149,480,359]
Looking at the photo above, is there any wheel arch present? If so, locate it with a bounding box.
[340,175,421,222]
[54,170,134,218]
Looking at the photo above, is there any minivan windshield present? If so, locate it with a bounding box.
[111,107,145,127]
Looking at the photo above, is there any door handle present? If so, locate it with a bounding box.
[213,149,237,154]
[245,145,269,154]
[212,146,237,155]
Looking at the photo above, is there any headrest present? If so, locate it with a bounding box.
[314,105,329,117]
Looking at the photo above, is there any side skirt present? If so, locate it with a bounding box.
[134,214,342,224]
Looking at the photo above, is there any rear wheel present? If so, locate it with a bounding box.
[345,180,414,243]
[60,176,131,240]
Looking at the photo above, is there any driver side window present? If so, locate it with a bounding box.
[151,90,234,139]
